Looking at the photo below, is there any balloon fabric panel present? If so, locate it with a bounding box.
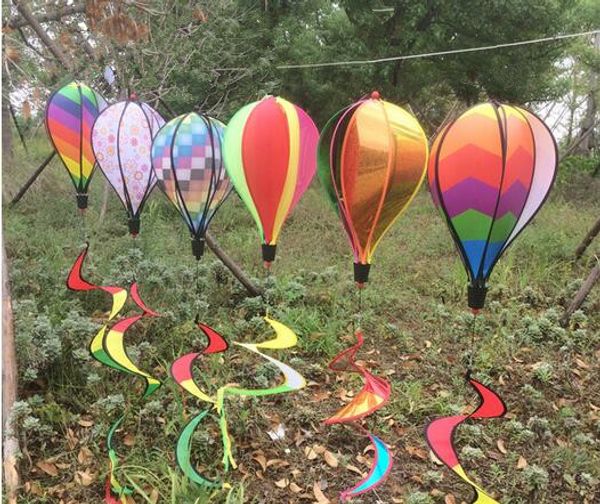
[151,119,179,206]
[369,102,429,259]
[92,101,164,218]
[45,81,106,196]
[241,97,291,244]
[340,100,391,262]
[502,108,558,252]
[152,113,231,243]
[222,102,263,236]
[291,105,319,210]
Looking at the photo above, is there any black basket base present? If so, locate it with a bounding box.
[262,244,277,266]
[191,237,205,260]
[468,284,488,310]
[353,262,371,287]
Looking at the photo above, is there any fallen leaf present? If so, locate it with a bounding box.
[77,419,94,428]
[123,434,135,447]
[289,482,302,493]
[77,447,94,465]
[497,440,508,454]
[429,450,443,466]
[252,453,267,471]
[66,428,79,450]
[313,444,326,455]
[406,445,428,460]
[275,478,289,488]
[266,459,289,468]
[575,358,590,369]
[323,451,338,468]
[356,454,370,465]
[345,464,365,476]
[445,494,457,504]
[76,470,95,486]
[517,456,528,469]
[149,487,159,504]
[313,482,330,503]
[304,446,318,460]
[36,460,58,477]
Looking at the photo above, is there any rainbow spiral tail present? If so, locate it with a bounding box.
[324,331,393,499]
[340,431,393,501]
[67,245,162,502]
[172,317,306,486]
[171,323,230,487]
[425,374,507,503]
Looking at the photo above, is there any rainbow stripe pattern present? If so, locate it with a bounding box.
[223,96,319,264]
[425,376,506,503]
[428,103,557,308]
[45,81,106,208]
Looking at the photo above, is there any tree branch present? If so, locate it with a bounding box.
[6,3,86,29]
[13,1,73,70]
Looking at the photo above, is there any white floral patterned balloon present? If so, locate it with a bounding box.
[92,99,165,233]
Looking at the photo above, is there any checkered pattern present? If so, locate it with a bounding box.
[151,113,231,233]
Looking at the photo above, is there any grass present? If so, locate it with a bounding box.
[3,133,600,503]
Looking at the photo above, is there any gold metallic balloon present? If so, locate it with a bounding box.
[318,92,428,285]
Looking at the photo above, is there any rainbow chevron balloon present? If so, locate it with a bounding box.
[428,102,557,309]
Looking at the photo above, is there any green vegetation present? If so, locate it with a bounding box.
[3,132,599,502]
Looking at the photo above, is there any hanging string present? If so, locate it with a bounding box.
[276,29,600,70]
[194,259,202,324]
[76,208,88,246]
[262,265,273,318]
[467,309,479,373]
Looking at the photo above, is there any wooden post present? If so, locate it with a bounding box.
[9,151,55,206]
[561,259,600,326]
[3,245,20,504]
[205,232,262,297]
[574,216,600,260]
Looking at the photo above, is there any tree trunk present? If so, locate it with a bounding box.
[561,260,600,326]
[575,216,600,260]
[99,179,110,221]
[3,245,20,504]
[205,232,262,297]
[574,33,599,155]
[2,69,13,198]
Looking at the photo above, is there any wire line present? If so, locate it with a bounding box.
[277,29,600,70]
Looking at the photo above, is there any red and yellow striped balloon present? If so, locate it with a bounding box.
[223,96,319,265]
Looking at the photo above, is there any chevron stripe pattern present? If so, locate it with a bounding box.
[428,103,557,285]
